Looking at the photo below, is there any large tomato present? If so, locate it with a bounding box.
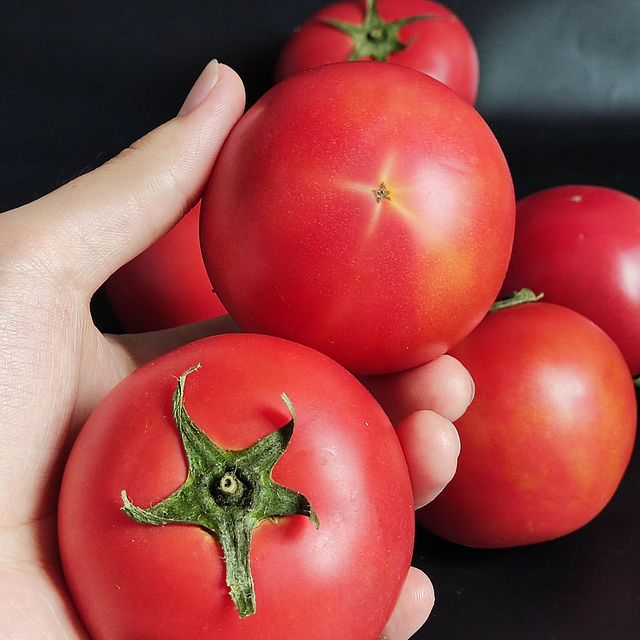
[58,333,414,640]
[274,0,479,105]
[417,297,637,548]
[200,61,515,376]
[105,202,226,332]
[500,184,640,376]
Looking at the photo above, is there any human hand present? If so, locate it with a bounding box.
[0,60,472,639]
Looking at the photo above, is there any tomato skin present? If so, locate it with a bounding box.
[200,61,515,376]
[417,302,637,548]
[105,202,226,332]
[58,333,414,640]
[500,184,640,376]
[274,0,479,105]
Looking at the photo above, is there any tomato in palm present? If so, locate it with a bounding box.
[274,0,479,105]
[58,333,414,640]
[417,297,637,548]
[200,61,515,376]
[500,184,640,376]
[105,202,226,332]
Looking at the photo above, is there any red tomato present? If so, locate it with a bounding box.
[417,300,637,548]
[275,0,479,104]
[200,61,515,376]
[105,202,226,332]
[58,333,414,640]
[500,184,640,376]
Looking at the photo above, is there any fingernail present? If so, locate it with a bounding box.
[452,422,461,458]
[178,60,220,117]
[468,373,476,405]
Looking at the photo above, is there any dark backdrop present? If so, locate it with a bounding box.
[1,2,639,638]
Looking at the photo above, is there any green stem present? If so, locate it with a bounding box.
[321,0,442,62]
[491,288,544,312]
[217,515,257,617]
[121,366,319,618]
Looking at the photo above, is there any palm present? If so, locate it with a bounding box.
[0,277,113,638]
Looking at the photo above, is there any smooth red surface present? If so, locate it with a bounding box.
[200,61,515,376]
[274,0,479,105]
[417,302,637,548]
[501,184,640,376]
[58,333,414,640]
[105,202,226,332]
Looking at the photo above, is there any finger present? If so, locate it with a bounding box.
[5,61,245,295]
[361,354,475,426]
[378,567,435,640]
[396,410,460,509]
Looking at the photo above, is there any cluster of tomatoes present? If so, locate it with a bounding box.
[422,186,638,548]
[60,1,637,639]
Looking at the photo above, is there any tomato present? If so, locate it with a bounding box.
[105,202,226,332]
[274,0,479,105]
[58,333,414,640]
[500,184,640,377]
[417,298,637,548]
[200,61,515,376]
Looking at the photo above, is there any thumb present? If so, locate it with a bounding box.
[9,61,245,295]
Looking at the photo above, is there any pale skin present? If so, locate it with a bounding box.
[0,61,473,640]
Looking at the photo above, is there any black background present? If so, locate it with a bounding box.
[1,1,639,638]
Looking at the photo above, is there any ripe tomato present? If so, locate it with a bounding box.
[105,202,226,332]
[58,333,414,640]
[500,184,640,376]
[200,61,515,376]
[274,0,479,105]
[417,299,637,548]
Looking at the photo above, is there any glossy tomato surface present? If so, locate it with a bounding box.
[500,184,640,376]
[58,333,414,640]
[200,61,515,376]
[274,0,479,104]
[417,301,637,548]
[105,202,226,332]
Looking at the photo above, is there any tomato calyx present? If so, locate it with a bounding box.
[321,0,443,62]
[491,288,544,312]
[121,364,319,618]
